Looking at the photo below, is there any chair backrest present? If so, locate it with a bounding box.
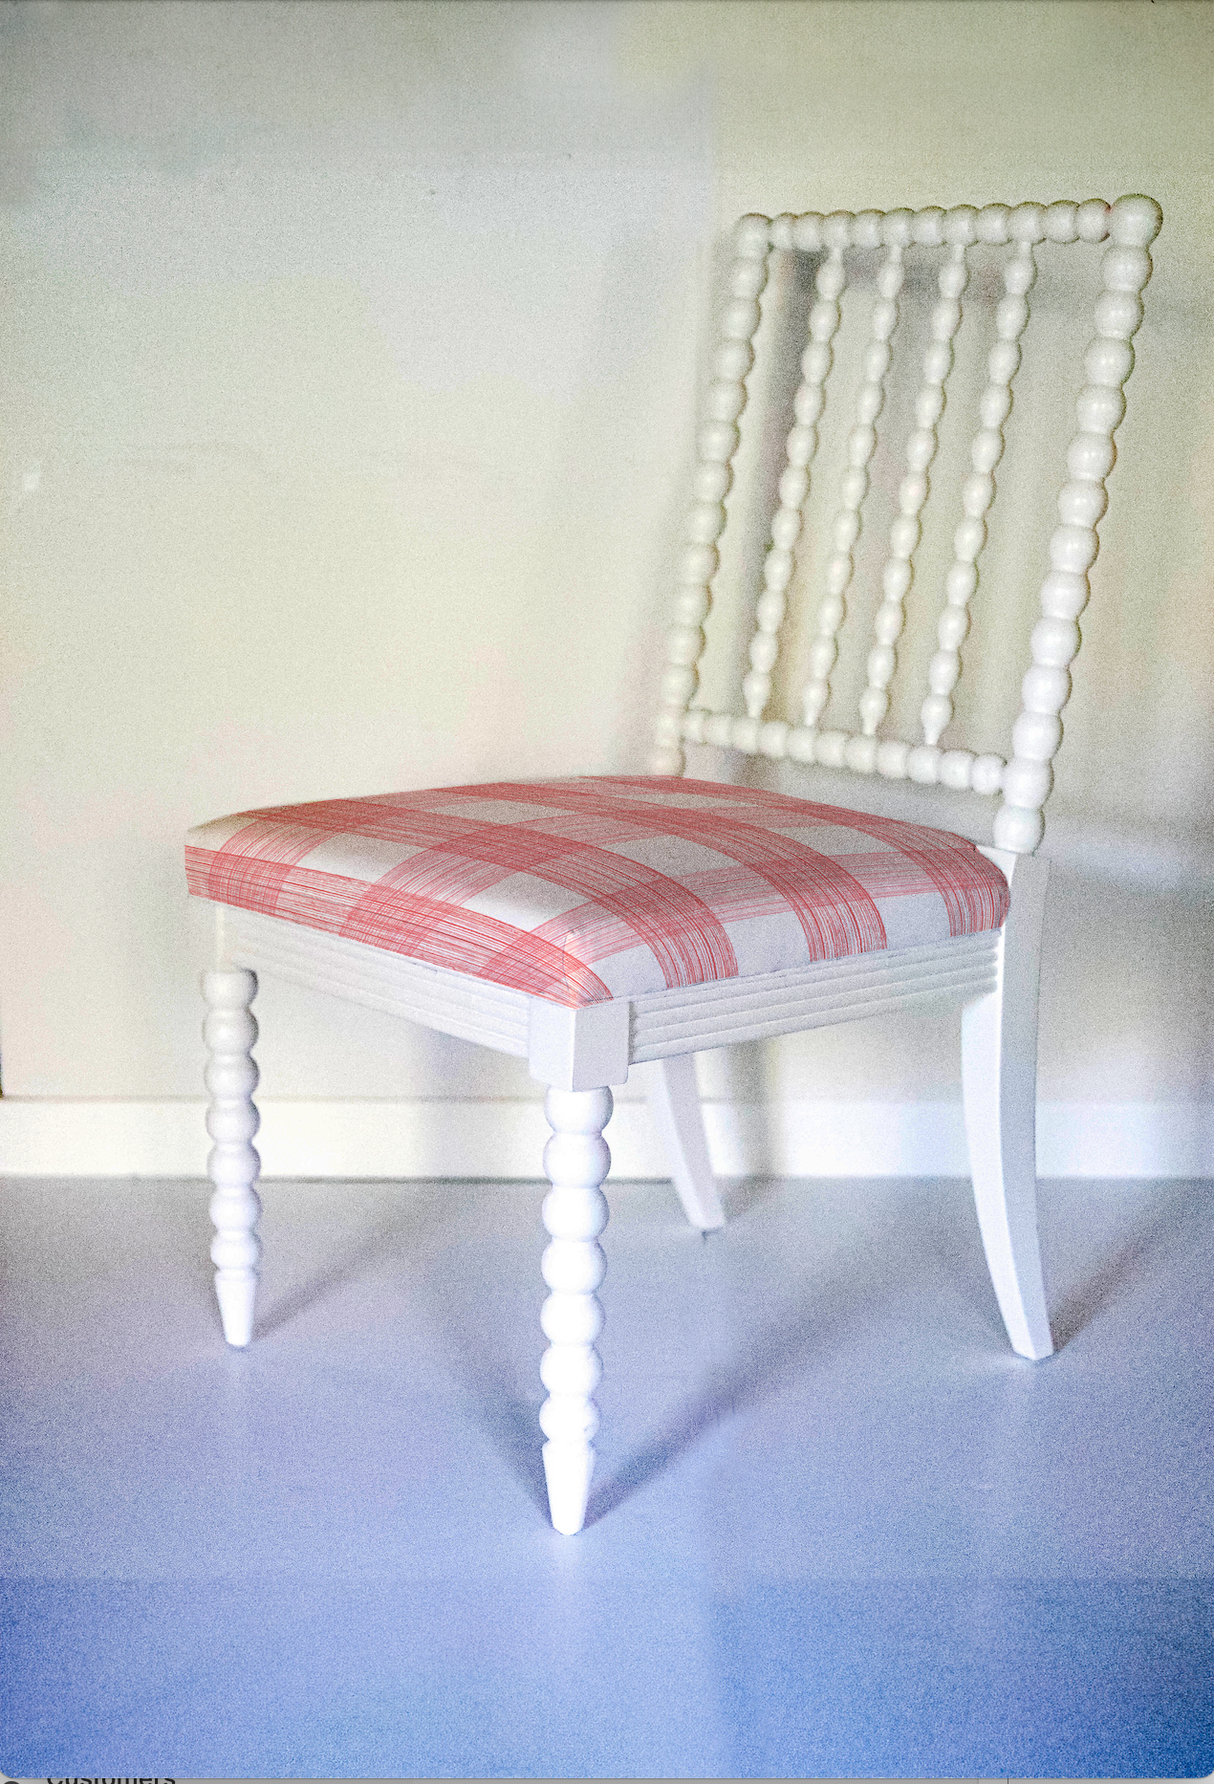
[652,195,1162,854]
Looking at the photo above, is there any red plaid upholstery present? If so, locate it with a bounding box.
[186,777,1009,1007]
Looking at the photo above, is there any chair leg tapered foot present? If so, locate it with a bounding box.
[213,1271,258,1349]
[961,1008,1054,1361]
[542,1440,596,1537]
[202,965,262,1349]
[539,1086,612,1535]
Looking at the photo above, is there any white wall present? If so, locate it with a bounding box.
[1,0,1210,1173]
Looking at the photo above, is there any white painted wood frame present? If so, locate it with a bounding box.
[196,194,1161,1536]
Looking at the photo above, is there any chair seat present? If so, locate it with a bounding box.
[186,776,1009,1008]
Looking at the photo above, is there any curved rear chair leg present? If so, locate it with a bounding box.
[638,1054,725,1232]
[539,1087,611,1535]
[202,966,262,1348]
[962,853,1053,1360]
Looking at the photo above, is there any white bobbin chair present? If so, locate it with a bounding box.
[187,194,1161,1536]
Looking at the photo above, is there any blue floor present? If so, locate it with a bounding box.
[2,1169,1211,1777]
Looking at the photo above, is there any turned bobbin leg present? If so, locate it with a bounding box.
[539,1086,612,1536]
[202,966,262,1348]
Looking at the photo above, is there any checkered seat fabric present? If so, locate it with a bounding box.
[185,777,1010,1009]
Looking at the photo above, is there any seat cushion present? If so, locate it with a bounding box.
[186,776,1009,1007]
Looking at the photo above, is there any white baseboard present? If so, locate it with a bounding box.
[0,1097,1210,1179]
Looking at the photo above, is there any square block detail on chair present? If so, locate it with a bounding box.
[187,193,1161,1536]
[186,777,1011,1005]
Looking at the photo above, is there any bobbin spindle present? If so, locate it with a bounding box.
[852,231,971,772]
[918,221,1041,775]
[798,238,904,740]
[652,214,771,775]
[994,194,1160,852]
[741,241,848,719]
